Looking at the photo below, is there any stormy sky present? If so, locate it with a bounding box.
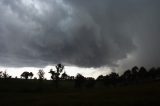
[0,0,160,74]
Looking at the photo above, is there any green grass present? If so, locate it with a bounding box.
[0,79,160,106]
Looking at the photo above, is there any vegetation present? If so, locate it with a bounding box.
[21,71,33,79]
[0,65,160,106]
[49,64,64,88]
[37,69,45,80]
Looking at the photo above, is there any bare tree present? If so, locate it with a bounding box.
[37,69,45,80]
[3,71,11,79]
[48,64,64,88]
[55,64,64,87]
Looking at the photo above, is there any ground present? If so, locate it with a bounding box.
[0,79,160,106]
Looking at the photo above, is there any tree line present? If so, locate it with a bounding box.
[97,66,160,86]
[0,65,160,88]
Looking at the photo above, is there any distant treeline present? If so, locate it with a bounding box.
[0,65,160,88]
[97,66,160,86]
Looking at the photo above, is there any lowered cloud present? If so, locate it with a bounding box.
[0,0,159,71]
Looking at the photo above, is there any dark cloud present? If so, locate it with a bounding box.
[0,0,159,70]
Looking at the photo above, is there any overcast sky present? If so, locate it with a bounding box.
[0,0,160,76]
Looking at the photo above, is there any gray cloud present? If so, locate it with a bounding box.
[0,0,159,70]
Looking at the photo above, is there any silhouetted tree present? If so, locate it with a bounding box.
[109,72,119,86]
[68,76,74,80]
[131,66,139,82]
[49,64,64,87]
[149,67,156,79]
[97,75,105,81]
[55,64,64,87]
[21,71,33,79]
[103,75,110,85]
[61,72,68,80]
[123,70,131,79]
[132,66,138,75]
[96,66,160,86]
[29,72,34,79]
[2,71,10,79]
[49,69,56,80]
[56,64,64,75]
[37,69,45,80]
[75,73,86,88]
[34,77,37,80]
[156,67,160,79]
[0,71,3,78]
[121,70,132,84]
[138,67,147,80]
[85,77,96,88]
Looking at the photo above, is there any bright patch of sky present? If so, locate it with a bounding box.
[0,66,111,80]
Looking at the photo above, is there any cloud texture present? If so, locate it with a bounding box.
[0,0,159,70]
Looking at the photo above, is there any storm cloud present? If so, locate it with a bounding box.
[0,0,159,70]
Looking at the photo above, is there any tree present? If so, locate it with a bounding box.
[75,73,86,88]
[97,75,104,81]
[55,63,64,87]
[0,71,3,78]
[2,71,10,79]
[37,69,45,80]
[132,66,139,75]
[49,64,64,88]
[55,63,64,76]
[21,71,33,79]
[49,69,56,80]
[29,72,34,79]
[121,70,132,84]
[156,67,160,79]
[85,77,96,88]
[61,72,68,80]
[21,71,28,79]
[149,67,156,79]
[122,70,132,80]
[138,67,147,79]
[131,66,139,83]
[108,72,119,85]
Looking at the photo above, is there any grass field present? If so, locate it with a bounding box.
[0,79,160,106]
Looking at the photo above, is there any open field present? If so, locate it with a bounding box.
[0,79,160,106]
